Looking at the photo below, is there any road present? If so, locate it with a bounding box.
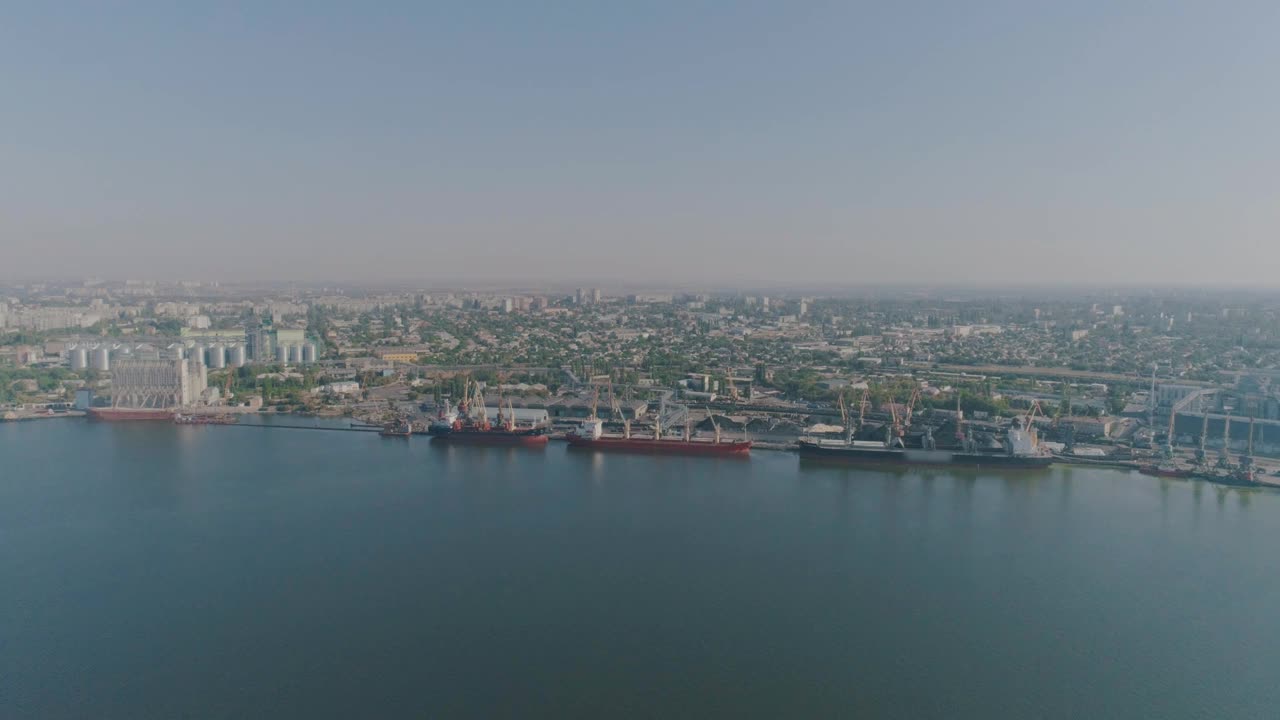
[919,363,1215,386]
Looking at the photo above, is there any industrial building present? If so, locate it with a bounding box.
[1155,383,1203,409]
[1173,413,1280,456]
[109,357,208,409]
[244,324,316,364]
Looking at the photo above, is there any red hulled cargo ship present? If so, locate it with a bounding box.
[88,408,175,422]
[566,419,751,457]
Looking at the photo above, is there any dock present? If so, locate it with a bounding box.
[224,422,382,433]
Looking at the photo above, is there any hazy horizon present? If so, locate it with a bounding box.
[4,2,1278,286]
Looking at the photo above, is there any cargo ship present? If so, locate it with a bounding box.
[427,400,459,437]
[1136,463,1194,479]
[798,401,1052,470]
[566,418,751,457]
[431,383,549,447]
[437,424,549,447]
[1190,466,1258,487]
[87,408,175,422]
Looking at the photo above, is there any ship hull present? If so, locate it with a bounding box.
[1190,470,1257,487]
[434,429,549,447]
[1137,465,1194,479]
[797,441,1053,469]
[88,408,175,422]
[566,435,752,456]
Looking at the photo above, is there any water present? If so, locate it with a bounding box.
[3,418,1280,719]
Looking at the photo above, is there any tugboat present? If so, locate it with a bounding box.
[174,413,239,425]
[380,417,413,438]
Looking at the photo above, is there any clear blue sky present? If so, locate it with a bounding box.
[3,1,1277,285]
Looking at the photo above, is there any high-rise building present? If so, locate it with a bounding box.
[246,325,270,362]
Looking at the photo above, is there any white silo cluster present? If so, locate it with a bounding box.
[207,344,226,369]
[70,342,247,374]
[173,341,250,369]
[270,342,319,366]
[69,343,115,372]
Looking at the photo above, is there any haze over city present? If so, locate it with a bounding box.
[11,5,1280,717]
[4,1,1278,284]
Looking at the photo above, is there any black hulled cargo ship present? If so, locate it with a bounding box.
[797,437,1054,469]
[798,394,1053,470]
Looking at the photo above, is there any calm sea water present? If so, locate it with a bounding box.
[3,418,1280,719]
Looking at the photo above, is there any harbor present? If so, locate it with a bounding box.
[132,408,1280,489]
[5,416,1280,719]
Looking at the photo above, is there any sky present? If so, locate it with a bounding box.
[2,1,1278,286]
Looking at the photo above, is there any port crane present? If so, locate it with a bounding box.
[1216,412,1233,470]
[464,378,488,428]
[837,391,850,443]
[904,387,922,429]
[836,388,865,444]
[706,406,722,443]
[954,393,967,442]
[885,398,905,449]
[1241,417,1256,472]
[608,385,632,439]
[1161,405,1177,461]
[656,393,688,439]
[1195,412,1210,467]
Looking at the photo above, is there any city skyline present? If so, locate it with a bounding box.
[4,2,1279,285]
